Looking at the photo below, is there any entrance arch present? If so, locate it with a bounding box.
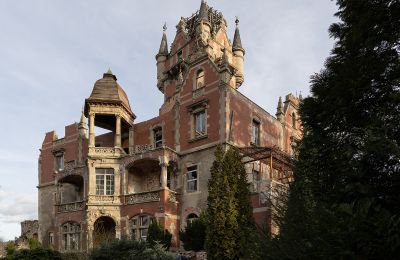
[93,216,116,247]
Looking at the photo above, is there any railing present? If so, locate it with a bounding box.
[57,201,85,213]
[125,190,160,205]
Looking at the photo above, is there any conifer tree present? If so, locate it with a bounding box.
[275,0,400,259]
[206,146,256,260]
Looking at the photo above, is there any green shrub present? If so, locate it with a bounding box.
[179,216,206,251]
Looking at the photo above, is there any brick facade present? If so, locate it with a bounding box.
[37,2,301,252]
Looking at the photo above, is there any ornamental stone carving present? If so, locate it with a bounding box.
[57,201,85,213]
[125,191,160,205]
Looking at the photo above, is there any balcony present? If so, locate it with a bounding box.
[88,195,120,204]
[57,201,85,213]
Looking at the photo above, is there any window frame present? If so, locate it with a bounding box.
[186,165,198,193]
[251,119,260,146]
[54,152,64,172]
[153,126,163,148]
[130,214,153,241]
[95,168,115,195]
[195,69,205,89]
[61,222,80,252]
[194,110,206,136]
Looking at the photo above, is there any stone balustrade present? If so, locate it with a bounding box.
[57,201,85,213]
[88,147,121,157]
[125,190,160,205]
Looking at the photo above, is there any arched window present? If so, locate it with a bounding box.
[61,222,80,251]
[292,112,297,129]
[187,213,199,224]
[130,214,153,241]
[195,69,205,89]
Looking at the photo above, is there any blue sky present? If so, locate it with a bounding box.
[0,0,338,241]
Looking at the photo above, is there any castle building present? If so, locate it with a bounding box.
[37,1,301,252]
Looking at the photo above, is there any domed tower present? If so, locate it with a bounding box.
[84,69,135,154]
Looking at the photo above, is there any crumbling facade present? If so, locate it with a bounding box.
[37,1,302,252]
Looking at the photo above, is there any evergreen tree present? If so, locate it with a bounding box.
[206,146,256,260]
[179,214,206,252]
[147,220,172,250]
[275,0,400,259]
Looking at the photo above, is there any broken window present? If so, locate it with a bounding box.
[130,215,152,241]
[153,126,162,148]
[187,165,198,192]
[61,222,80,251]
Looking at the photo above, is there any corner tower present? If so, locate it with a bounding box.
[155,1,246,106]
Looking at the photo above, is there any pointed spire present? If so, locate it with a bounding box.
[80,107,86,124]
[106,68,113,74]
[233,17,244,53]
[157,23,168,57]
[199,0,209,22]
[276,96,284,122]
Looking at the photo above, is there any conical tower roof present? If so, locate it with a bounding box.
[85,69,133,116]
[157,23,168,57]
[233,17,244,53]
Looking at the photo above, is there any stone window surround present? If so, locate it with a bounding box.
[194,68,205,90]
[187,99,209,142]
[95,168,115,195]
[52,149,65,173]
[150,123,165,149]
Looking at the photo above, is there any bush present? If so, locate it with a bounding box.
[179,216,206,251]
[89,238,174,260]
[4,247,62,260]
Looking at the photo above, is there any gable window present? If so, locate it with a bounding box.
[153,127,163,148]
[195,111,206,136]
[196,69,205,89]
[96,168,114,195]
[251,120,260,146]
[55,153,64,172]
[130,215,152,241]
[187,165,198,192]
[61,222,80,251]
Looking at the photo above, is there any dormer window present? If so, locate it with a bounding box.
[153,126,163,148]
[196,69,205,89]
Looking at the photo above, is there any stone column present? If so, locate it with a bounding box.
[159,156,169,188]
[129,127,134,154]
[115,114,121,147]
[89,113,95,147]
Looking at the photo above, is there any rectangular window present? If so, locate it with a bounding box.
[153,127,162,148]
[195,111,206,136]
[251,120,260,145]
[48,232,54,245]
[252,170,260,192]
[56,153,64,172]
[140,228,148,240]
[187,165,198,192]
[95,168,114,195]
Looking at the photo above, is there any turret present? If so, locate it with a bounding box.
[195,1,212,47]
[232,17,245,87]
[276,97,284,123]
[156,23,169,93]
[78,108,88,137]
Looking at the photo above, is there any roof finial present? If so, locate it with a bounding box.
[107,68,113,74]
[235,16,239,27]
[163,22,167,32]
